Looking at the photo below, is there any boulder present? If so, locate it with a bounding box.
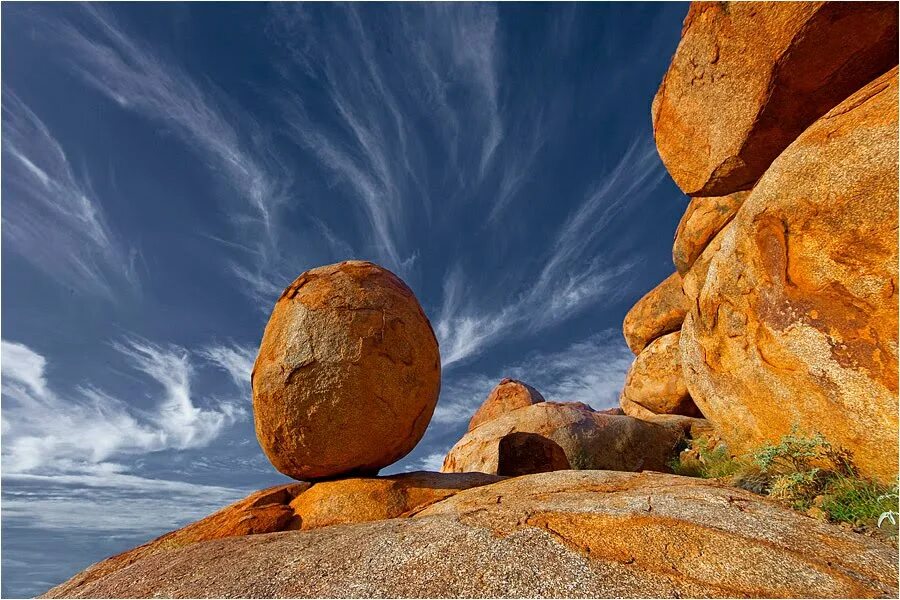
[620,331,700,417]
[468,378,545,431]
[252,260,441,480]
[653,2,898,196]
[496,432,571,476]
[622,271,689,354]
[681,219,733,305]
[441,401,684,474]
[44,471,899,599]
[681,68,899,484]
[673,191,748,274]
[288,471,502,530]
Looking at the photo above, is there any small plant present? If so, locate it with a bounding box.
[670,426,899,536]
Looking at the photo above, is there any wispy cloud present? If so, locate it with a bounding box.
[432,329,632,425]
[1,339,244,476]
[436,136,664,367]
[270,4,506,278]
[46,5,294,305]
[199,342,257,391]
[1,92,139,298]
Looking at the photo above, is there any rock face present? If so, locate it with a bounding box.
[468,378,545,431]
[442,401,684,474]
[620,331,700,417]
[622,271,689,354]
[44,471,899,599]
[252,260,441,480]
[288,471,503,530]
[672,191,748,274]
[45,473,501,596]
[681,68,899,484]
[653,2,898,196]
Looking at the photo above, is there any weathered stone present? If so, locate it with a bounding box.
[673,191,748,274]
[622,272,689,354]
[442,401,684,474]
[252,260,441,480]
[40,483,309,596]
[496,432,571,476]
[288,471,502,530]
[621,331,700,417]
[681,68,899,484]
[468,378,545,431]
[45,472,899,599]
[653,2,899,196]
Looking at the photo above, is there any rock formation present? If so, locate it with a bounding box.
[653,2,898,196]
[620,331,700,417]
[681,67,899,483]
[44,471,899,599]
[442,398,686,474]
[622,271,689,354]
[252,260,441,480]
[624,2,899,485]
[468,378,545,430]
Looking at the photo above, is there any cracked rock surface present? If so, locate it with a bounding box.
[42,471,899,599]
[252,260,441,480]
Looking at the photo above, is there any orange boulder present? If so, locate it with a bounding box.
[252,261,441,480]
[620,331,700,417]
[622,271,689,354]
[673,191,748,275]
[681,68,900,484]
[653,2,898,196]
[468,378,545,431]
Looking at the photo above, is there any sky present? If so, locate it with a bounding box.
[1,3,690,596]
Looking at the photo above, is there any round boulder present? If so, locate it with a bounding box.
[252,261,441,480]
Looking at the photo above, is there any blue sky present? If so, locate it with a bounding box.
[1,3,689,596]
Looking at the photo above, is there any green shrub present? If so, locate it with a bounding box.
[672,426,898,535]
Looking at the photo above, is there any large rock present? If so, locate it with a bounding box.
[44,471,899,598]
[468,378,545,431]
[252,260,441,480]
[622,271,689,354]
[653,2,898,196]
[288,471,502,530]
[681,68,899,484]
[496,432,571,476]
[672,191,748,274]
[620,331,700,417]
[442,401,684,474]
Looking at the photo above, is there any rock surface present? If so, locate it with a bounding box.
[673,191,748,274]
[44,471,899,599]
[442,401,684,474]
[288,471,503,530]
[468,378,545,431]
[620,331,700,417]
[681,67,900,484]
[653,2,899,196]
[252,260,441,480]
[622,271,689,354]
[42,483,309,596]
[45,473,501,596]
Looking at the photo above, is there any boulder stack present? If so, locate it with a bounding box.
[252,260,441,480]
[625,2,899,484]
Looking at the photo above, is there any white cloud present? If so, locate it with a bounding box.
[436,137,663,367]
[1,92,139,297]
[199,342,257,390]
[1,339,244,476]
[48,5,293,306]
[433,329,633,425]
